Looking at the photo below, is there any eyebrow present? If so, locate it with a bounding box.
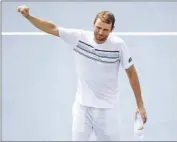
[96,26,109,30]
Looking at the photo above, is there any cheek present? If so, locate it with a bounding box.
[103,31,110,36]
[95,29,99,34]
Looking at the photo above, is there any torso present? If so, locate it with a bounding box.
[73,30,123,108]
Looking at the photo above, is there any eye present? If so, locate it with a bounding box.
[96,26,101,29]
[103,29,108,31]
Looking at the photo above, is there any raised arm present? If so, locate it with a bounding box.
[17,5,82,47]
[17,5,59,36]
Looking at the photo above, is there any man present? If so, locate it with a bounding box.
[17,5,147,141]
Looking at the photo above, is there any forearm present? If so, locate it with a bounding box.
[129,70,144,109]
[26,15,58,35]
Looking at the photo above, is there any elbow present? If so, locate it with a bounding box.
[127,70,137,84]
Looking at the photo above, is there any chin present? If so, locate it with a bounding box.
[96,39,106,44]
[99,37,108,41]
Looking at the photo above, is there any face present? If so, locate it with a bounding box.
[93,18,113,44]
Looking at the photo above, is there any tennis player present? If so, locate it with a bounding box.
[17,5,147,141]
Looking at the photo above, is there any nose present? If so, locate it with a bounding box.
[98,29,104,35]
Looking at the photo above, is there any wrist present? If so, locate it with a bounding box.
[137,103,145,110]
[25,14,31,19]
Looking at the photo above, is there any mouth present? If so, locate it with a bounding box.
[97,35,104,39]
[98,34,104,37]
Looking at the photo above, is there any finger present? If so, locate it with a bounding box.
[24,8,29,14]
[139,112,146,123]
[143,117,147,124]
[142,114,147,124]
[21,11,25,15]
[22,10,28,16]
[20,9,24,13]
[18,6,24,12]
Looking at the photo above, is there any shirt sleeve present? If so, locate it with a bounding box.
[120,40,134,69]
[58,27,82,47]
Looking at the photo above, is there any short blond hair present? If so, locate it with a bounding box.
[94,11,115,29]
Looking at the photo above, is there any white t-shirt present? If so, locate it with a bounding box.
[58,27,133,108]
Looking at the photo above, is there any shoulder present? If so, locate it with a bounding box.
[108,33,126,51]
[109,33,125,45]
[80,29,93,37]
[77,29,93,42]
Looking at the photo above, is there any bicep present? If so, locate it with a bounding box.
[125,64,135,79]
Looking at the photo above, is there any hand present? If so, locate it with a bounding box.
[17,5,30,18]
[135,106,147,124]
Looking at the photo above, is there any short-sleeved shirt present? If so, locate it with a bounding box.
[59,27,133,108]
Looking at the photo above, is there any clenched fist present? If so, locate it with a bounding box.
[17,5,30,18]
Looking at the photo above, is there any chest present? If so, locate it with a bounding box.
[76,39,121,62]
